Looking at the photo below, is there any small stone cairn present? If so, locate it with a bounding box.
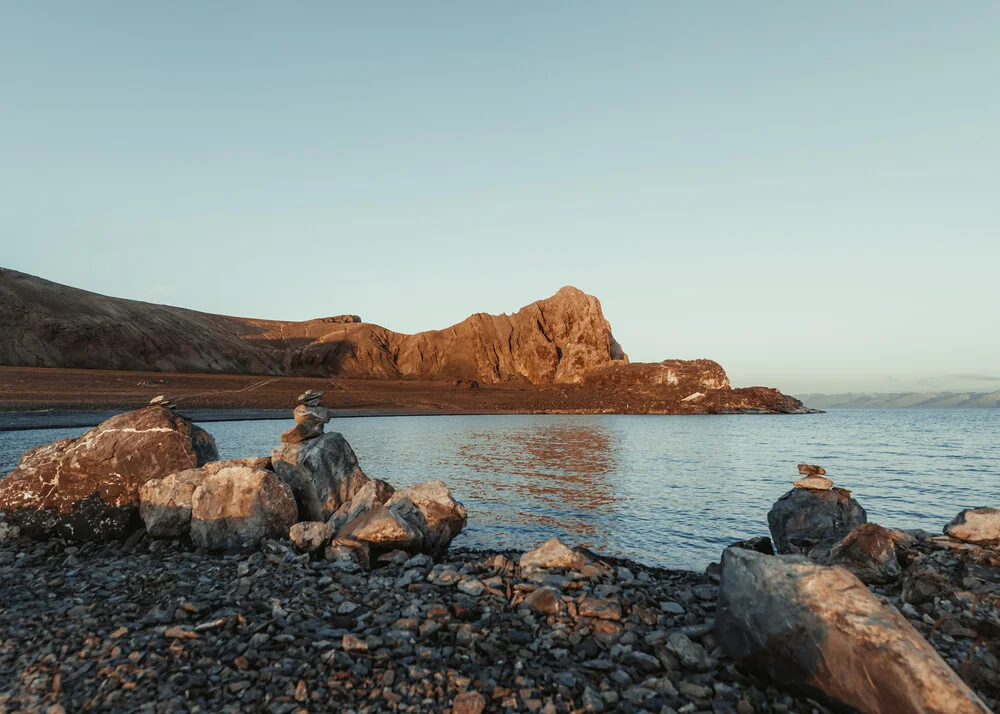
[280,389,331,444]
[148,395,176,409]
[792,463,833,490]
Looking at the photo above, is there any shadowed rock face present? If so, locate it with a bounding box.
[0,406,218,540]
[715,548,992,714]
[767,487,867,556]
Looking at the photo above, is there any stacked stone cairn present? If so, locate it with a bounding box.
[281,389,330,444]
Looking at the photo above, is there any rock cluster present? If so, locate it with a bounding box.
[715,463,1000,712]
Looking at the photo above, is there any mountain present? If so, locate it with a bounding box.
[795,391,1000,409]
[0,267,808,413]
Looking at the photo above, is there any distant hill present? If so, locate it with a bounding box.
[796,391,1000,409]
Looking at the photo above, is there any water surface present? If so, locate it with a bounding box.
[2,410,996,570]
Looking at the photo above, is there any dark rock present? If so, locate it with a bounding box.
[830,523,902,584]
[0,406,217,541]
[271,432,369,521]
[728,536,775,555]
[767,487,867,556]
[715,547,990,714]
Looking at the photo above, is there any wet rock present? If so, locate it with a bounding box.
[327,478,396,533]
[767,486,867,556]
[190,467,298,551]
[830,522,902,584]
[271,432,369,521]
[289,521,334,553]
[384,480,467,556]
[945,508,1000,547]
[715,547,991,714]
[0,406,218,541]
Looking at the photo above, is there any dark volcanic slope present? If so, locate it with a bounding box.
[0,268,626,383]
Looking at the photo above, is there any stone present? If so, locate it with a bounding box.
[452,690,486,714]
[289,521,334,554]
[324,537,371,570]
[715,547,991,714]
[767,487,867,556]
[578,597,623,621]
[139,458,275,539]
[298,390,324,406]
[792,476,834,490]
[384,481,467,556]
[338,503,423,555]
[666,632,711,671]
[0,521,20,541]
[520,537,589,570]
[189,467,298,552]
[797,464,826,476]
[327,478,396,533]
[0,406,218,541]
[457,578,485,596]
[271,432,369,521]
[523,586,564,616]
[830,522,902,584]
[945,508,1000,546]
[293,404,329,425]
[279,421,324,444]
[901,564,953,605]
[139,469,206,538]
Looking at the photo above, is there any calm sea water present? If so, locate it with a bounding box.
[2,410,997,570]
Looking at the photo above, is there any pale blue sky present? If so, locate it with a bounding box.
[2,2,998,394]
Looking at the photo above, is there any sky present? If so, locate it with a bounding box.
[1,2,998,395]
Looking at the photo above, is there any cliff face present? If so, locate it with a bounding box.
[0,270,626,384]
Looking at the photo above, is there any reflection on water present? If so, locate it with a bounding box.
[3,410,998,570]
[458,424,621,543]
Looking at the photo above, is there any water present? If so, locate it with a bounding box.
[2,410,997,570]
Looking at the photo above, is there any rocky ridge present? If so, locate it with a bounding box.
[0,268,807,413]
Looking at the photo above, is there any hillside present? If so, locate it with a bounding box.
[796,391,1000,409]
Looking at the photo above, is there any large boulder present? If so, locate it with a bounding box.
[271,432,369,521]
[385,481,467,556]
[767,487,866,556]
[0,406,217,541]
[337,481,467,557]
[945,508,1000,546]
[829,522,902,584]
[190,467,298,552]
[139,458,272,538]
[715,547,991,714]
[327,478,395,533]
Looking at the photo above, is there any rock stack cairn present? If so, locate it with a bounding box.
[148,394,176,409]
[791,463,833,490]
[281,389,331,444]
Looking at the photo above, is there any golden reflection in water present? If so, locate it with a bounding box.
[456,424,621,539]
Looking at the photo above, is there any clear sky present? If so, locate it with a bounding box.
[2,2,998,394]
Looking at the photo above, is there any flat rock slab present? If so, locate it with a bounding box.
[945,508,1000,546]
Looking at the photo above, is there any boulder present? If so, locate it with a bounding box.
[327,478,396,533]
[767,487,866,556]
[289,521,334,554]
[338,503,423,555]
[190,467,298,552]
[384,481,467,556]
[715,547,991,714]
[0,406,218,541]
[139,458,273,538]
[829,522,902,584]
[139,469,206,538]
[945,508,1000,546]
[271,432,369,521]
